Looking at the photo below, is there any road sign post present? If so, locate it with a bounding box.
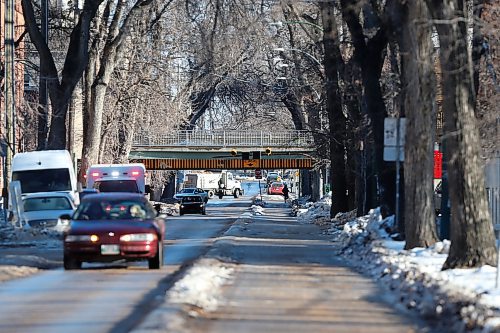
[384,117,406,231]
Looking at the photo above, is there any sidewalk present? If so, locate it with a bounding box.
[133,204,433,333]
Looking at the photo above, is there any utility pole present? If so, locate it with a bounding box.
[3,0,16,205]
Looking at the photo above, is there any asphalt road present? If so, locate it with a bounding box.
[0,193,253,333]
[0,182,433,332]
[134,186,434,333]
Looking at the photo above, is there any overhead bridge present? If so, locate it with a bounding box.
[129,130,315,170]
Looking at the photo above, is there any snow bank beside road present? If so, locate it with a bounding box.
[296,199,500,333]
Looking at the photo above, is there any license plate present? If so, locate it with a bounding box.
[101,244,120,255]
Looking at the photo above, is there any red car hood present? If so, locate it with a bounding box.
[67,220,160,235]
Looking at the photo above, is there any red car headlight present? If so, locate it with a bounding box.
[120,233,157,242]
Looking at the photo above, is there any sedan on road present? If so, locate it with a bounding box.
[62,193,165,270]
[21,192,76,230]
[268,182,285,195]
[179,195,207,215]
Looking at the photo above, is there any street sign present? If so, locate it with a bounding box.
[243,159,260,168]
[255,169,262,179]
[384,118,406,146]
[383,117,406,162]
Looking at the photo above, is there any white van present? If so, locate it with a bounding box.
[86,163,146,194]
[10,150,79,205]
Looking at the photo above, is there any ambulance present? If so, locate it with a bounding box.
[86,163,147,194]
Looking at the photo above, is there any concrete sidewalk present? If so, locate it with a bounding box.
[134,204,433,333]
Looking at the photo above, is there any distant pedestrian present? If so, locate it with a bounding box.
[282,183,289,202]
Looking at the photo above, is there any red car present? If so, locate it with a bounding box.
[62,193,165,270]
[268,182,285,195]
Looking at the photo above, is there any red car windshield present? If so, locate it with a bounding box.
[74,200,156,220]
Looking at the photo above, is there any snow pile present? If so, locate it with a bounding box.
[250,205,264,216]
[0,220,61,247]
[296,194,331,226]
[167,259,234,313]
[0,266,39,282]
[331,208,396,245]
[324,208,500,332]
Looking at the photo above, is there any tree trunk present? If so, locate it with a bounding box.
[321,1,349,215]
[116,108,138,162]
[46,90,70,149]
[340,0,390,214]
[22,0,105,150]
[79,0,154,177]
[471,0,485,99]
[426,0,496,269]
[397,0,439,249]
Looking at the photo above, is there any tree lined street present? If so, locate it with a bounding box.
[0,0,498,331]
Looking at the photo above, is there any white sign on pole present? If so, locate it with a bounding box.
[383,117,406,162]
[384,118,406,146]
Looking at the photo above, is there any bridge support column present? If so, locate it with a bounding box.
[300,170,312,198]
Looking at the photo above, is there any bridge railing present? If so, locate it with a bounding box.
[133,130,314,148]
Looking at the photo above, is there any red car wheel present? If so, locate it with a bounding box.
[148,240,163,269]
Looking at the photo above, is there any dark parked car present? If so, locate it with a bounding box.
[179,195,206,215]
[62,193,165,270]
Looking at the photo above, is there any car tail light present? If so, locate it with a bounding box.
[131,171,140,176]
[92,172,99,177]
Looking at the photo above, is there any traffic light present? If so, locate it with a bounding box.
[242,152,250,160]
[265,147,272,155]
[230,149,237,156]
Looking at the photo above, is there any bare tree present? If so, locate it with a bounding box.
[340,0,394,216]
[390,0,439,248]
[21,0,105,149]
[425,0,496,268]
[320,1,349,214]
[78,0,161,182]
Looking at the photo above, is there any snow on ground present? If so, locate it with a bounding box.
[167,258,234,315]
[296,194,500,332]
[0,218,61,281]
[295,194,332,226]
[0,265,39,282]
